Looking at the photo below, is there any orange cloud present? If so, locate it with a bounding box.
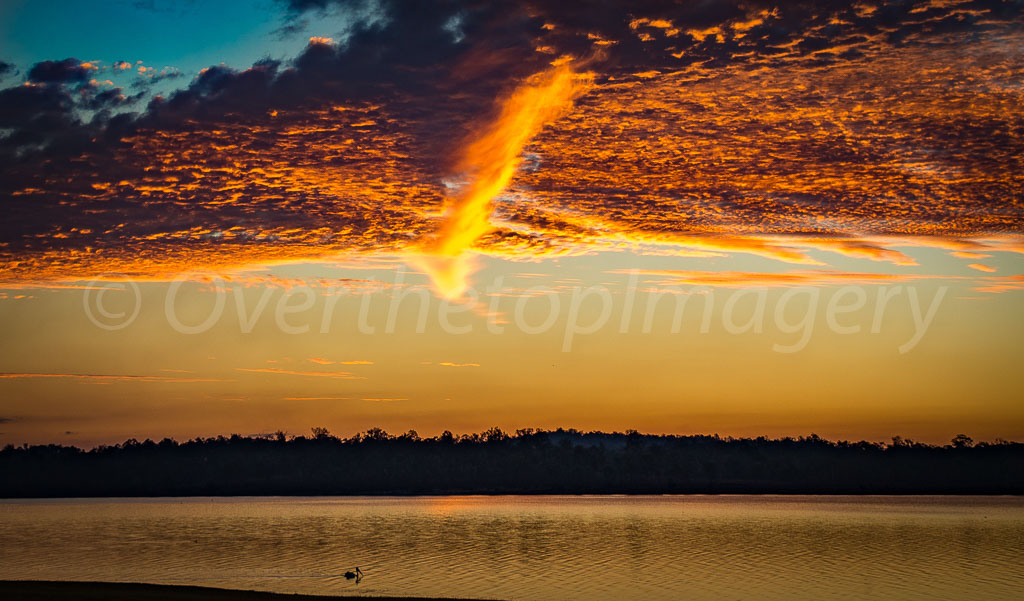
[617,269,955,288]
[307,358,373,365]
[1,18,1021,293]
[0,372,222,382]
[412,63,594,299]
[235,368,362,379]
[973,275,1024,294]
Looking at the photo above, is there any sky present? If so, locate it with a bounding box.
[0,0,1022,447]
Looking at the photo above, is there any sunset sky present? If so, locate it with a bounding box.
[1,0,1022,447]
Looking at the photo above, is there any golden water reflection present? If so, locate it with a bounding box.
[1,495,1022,601]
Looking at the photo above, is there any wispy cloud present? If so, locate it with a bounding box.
[611,269,957,288]
[236,367,363,379]
[973,275,1024,294]
[0,372,223,382]
[307,358,373,365]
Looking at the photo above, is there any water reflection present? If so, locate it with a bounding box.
[1,496,1022,600]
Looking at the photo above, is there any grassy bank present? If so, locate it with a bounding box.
[0,581,486,601]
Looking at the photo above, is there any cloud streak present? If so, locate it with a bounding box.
[236,367,363,379]
[615,269,962,288]
[0,372,224,382]
[412,63,593,299]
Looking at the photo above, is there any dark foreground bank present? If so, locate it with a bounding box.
[0,581,483,601]
[2,428,1022,496]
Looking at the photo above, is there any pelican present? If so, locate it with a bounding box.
[344,567,363,579]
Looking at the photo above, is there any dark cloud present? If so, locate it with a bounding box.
[0,0,1022,281]
[0,417,13,424]
[0,61,14,78]
[129,2,553,173]
[80,85,146,111]
[0,83,87,161]
[269,0,1024,81]
[27,58,97,84]
[130,69,185,92]
[0,75,142,166]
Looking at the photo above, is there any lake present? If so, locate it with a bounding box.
[1,496,1022,600]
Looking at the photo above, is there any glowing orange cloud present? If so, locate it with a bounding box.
[413,63,593,299]
[2,28,1022,288]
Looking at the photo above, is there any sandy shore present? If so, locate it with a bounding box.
[0,581,488,601]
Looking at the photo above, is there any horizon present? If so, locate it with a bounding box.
[5,425,1018,452]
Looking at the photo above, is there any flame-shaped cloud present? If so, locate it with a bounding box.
[413,64,593,299]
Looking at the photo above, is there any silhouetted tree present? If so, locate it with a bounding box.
[951,434,974,448]
[311,427,332,440]
[0,429,1020,497]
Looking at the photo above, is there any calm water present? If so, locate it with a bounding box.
[1,496,1022,600]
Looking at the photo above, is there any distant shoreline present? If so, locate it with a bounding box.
[4,430,1021,497]
[0,580,489,601]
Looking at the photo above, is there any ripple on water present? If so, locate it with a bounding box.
[1,495,1022,601]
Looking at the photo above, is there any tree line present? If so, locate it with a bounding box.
[1,428,1021,497]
